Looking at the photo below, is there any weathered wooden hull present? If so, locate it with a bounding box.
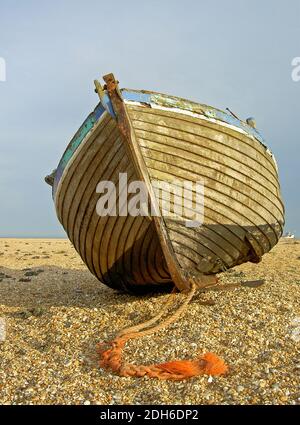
[50,74,284,293]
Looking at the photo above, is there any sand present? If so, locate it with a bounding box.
[0,238,299,405]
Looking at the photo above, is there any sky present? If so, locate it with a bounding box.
[0,0,299,237]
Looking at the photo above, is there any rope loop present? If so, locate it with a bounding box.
[98,283,228,380]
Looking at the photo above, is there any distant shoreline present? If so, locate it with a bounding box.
[1,236,298,241]
[0,236,67,239]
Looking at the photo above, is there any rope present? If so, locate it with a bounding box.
[98,283,228,380]
[117,287,178,337]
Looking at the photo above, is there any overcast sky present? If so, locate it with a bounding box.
[0,0,299,237]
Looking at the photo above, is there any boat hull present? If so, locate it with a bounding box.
[51,79,284,293]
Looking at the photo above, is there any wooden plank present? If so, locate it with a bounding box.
[103,73,210,291]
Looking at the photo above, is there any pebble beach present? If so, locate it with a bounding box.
[0,238,299,405]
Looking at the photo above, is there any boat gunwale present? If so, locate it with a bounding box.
[53,87,279,197]
[54,110,109,206]
[120,88,276,161]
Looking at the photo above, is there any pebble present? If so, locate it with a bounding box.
[290,328,300,343]
[0,238,299,405]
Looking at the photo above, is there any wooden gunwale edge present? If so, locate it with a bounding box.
[54,111,109,215]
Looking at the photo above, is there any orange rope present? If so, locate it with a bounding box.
[98,283,228,380]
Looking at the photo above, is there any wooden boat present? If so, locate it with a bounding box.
[46,73,285,293]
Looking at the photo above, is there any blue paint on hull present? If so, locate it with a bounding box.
[120,89,266,146]
[53,88,270,199]
[52,103,105,198]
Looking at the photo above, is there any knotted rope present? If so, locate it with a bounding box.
[98,283,228,380]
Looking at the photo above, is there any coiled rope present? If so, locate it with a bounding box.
[98,283,228,380]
